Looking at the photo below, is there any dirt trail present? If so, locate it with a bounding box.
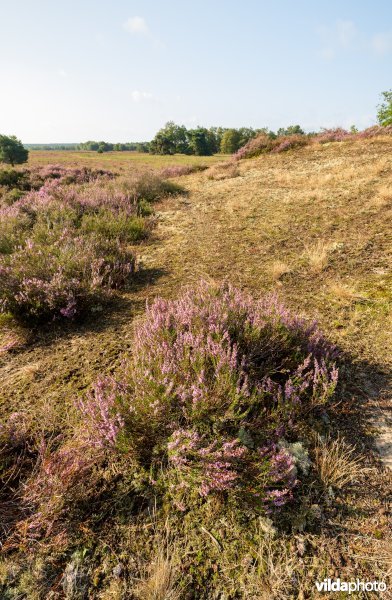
[1,140,391,466]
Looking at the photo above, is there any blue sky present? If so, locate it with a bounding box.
[0,0,391,142]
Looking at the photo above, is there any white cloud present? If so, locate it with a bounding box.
[131,90,154,103]
[371,32,392,55]
[318,19,357,60]
[123,16,149,35]
[336,19,357,47]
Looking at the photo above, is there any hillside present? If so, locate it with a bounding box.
[0,137,391,598]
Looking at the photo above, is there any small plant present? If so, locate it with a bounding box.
[269,260,291,281]
[134,522,181,600]
[314,435,365,490]
[303,240,332,273]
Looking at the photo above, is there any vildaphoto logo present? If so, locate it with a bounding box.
[315,578,387,594]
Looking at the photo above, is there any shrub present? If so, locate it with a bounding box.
[0,169,30,190]
[234,133,309,160]
[0,232,135,321]
[234,124,392,161]
[271,135,308,153]
[234,134,277,160]
[354,124,392,139]
[9,281,340,556]
[0,205,33,254]
[67,282,338,515]
[312,128,351,144]
[0,170,181,322]
[28,165,115,190]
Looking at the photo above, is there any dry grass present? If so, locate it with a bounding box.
[369,184,392,208]
[328,280,369,305]
[27,150,225,172]
[269,260,291,281]
[303,240,333,273]
[134,522,181,600]
[243,535,298,600]
[206,160,240,180]
[314,435,367,490]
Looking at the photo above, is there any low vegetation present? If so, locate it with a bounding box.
[0,166,183,323]
[0,128,390,598]
[234,125,392,160]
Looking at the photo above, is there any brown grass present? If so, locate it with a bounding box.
[269,260,292,281]
[314,435,367,490]
[303,240,333,273]
[134,521,181,600]
[206,160,240,180]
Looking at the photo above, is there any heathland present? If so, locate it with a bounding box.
[0,134,391,598]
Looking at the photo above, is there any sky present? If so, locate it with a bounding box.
[0,0,391,143]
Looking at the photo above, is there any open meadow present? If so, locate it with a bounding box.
[0,136,391,598]
[27,150,226,170]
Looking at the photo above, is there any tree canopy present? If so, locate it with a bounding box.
[0,135,28,166]
[377,90,392,126]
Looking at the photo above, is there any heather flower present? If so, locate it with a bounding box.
[77,377,124,448]
[78,281,339,513]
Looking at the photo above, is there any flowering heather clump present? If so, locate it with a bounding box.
[312,128,351,143]
[271,135,309,153]
[234,134,277,160]
[77,377,125,448]
[233,124,392,160]
[28,164,115,189]
[72,281,338,515]
[0,233,135,321]
[234,134,310,159]
[0,170,183,322]
[353,124,392,139]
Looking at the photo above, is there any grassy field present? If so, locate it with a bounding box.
[27,150,227,170]
[1,139,391,598]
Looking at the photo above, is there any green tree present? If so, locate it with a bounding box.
[220,129,242,153]
[377,90,392,126]
[150,122,189,155]
[188,128,213,155]
[277,125,304,136]
[0,135,28,166]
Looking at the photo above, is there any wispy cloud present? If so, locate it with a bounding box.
[318,20,392,60]
[123,15,165,48]
[123,16,149,35]
[336,19,357,47]
[131,90,154,103]
[318,19,357,60]
[371,32,392,55]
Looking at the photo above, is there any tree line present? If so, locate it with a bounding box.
[1,90,391,164]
